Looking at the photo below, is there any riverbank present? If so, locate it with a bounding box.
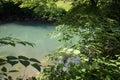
[0,16,57,25]
[0,0,67,25]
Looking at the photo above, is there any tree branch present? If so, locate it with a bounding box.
[90,0,98,6]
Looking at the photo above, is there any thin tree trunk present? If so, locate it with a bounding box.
[90,0,98,6]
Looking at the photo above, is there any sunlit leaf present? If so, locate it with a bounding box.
[44,67,51,72]
[116,62,120,65]
[73,50,80,55]
[81,69,86,72]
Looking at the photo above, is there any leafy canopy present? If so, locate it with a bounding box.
[43,0,120,80]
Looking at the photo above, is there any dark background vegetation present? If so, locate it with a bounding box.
[0,0,66,23]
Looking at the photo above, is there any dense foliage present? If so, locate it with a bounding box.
[42,0,120,80]
[0,0,66,22]
[0,0,120,80]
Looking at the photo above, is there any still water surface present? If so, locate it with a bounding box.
[0,22,59,78]
[0,22,59,59]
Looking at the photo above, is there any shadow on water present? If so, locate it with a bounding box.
[0,21,56,27]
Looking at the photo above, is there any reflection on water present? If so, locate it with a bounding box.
[0,22,59,59]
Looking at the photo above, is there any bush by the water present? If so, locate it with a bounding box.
[0,0,66,22]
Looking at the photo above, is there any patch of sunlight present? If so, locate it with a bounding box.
[56,1,72,11]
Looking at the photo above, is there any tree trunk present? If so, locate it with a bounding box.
[90,0,98,6]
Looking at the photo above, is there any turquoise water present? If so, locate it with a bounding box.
[0,22,60,78]
[0,22,59,60]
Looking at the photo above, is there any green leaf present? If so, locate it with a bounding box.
[30,58,40,63]
[71,75,76,79]
[19,60,30,67]
[9,70,19,72]
[81,69,86,72]
[0,58,6,62]
[1,73,7,76]
[1,66,7,72]
[4,78,8,80]
[0,41,8,45]
[31,63,41,71]
[43,67,51,72]
[0,62,6,65]
[6,56,17,60]
[0,58,6,65]
[116,62,120,65]
[8,76,12,80]
[18,41,26,46]
[6,56,18,66]
[7,60,18,66]
[9,42,16,47]
[32,77,37,80]
[18,56,29,60]
[25,42,34,47]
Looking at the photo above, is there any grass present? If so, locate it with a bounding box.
[56,1,72,11]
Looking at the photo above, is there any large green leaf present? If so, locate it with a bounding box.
[18,56,29,60]
[19,60,30,67]
[1,66,7,72]
[30,58,40,63]
[31,63,41,72]
[6,56,17,60]
[7,60,18,66]
[6,56,18,66]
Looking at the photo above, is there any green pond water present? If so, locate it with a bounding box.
[0,22,59,60]
[0,22,60,78]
